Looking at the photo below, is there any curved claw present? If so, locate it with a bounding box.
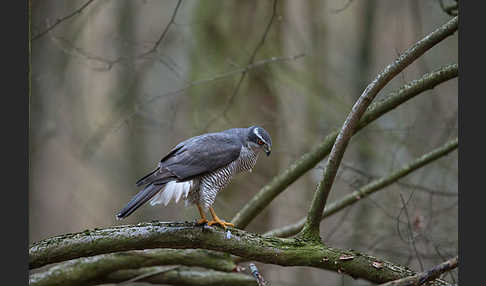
[208,219,234,229]
[207,206,234,229]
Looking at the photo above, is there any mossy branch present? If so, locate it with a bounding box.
[231,62,458,229]
[264,138,458,238]
[29,249,236,286]
[102,266,257,286]
[29,222,447,284]
[299,16,458,241]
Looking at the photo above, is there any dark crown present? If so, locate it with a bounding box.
[248,126,272,146]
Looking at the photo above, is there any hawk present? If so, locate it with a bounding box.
[116,126,272,228]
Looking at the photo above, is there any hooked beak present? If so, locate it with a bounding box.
[264,144,271,156]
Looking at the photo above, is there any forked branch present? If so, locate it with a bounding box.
[264,138,458,238]
[232,63,458,229]
[299,16,458,241]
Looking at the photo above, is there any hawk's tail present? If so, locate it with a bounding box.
[135,167,160,187]
[116,183,165,219]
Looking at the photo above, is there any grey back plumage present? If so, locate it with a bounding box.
[163,131,243,180]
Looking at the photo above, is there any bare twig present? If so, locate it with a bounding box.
[232,63,458,229]
[298,16,458,241]
[380,256,458,286]
[49,35,123,71]
[202,0,279,132]
[111,53,304,133]
[138,0,183,58]
[331,0,355,14]
[398,193,424,270]
[80,53,304,158]
[341,163,457,197]
[249,263,268,286]
[43,1,183,72]
[32,0,97,41]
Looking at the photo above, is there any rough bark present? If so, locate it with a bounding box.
[29,222,451,284]
[102,266,257,286]
[29,249,235,286]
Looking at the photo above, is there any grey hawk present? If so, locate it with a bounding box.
[116,126,272,228]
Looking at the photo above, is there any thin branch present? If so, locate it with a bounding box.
[103,266,257,286]
[29,249,235,286]
[231,63,458,229]
[138,0,183,58]
[49,35,123,71]
[117,266,178,285]
[111,54,305,133]
[43,1,183,72]
[263,138,458,238]
[202,0,279,132]
[299,16,458,241]
[398,193,425,271]
[249,263,268,286]
[341,163,457,197]
[32,0,97,41]
[331,0,355,14]
[380,256,458,286]
[80,53,304,158]
[29,222,447,284]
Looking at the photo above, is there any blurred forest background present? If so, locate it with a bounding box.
[30,0,458,285]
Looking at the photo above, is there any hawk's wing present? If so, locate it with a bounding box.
[136,133,242,186]
[162,133,242,180]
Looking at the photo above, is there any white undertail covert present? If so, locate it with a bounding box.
[150,180,194,206]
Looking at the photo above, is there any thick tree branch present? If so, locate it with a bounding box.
[264,138,458,238]
[380,256,458,286]
[29,222,444,284]
[102,266,257,286]
[29,249,235,286]
[231,63,458,229]
[299,16,458,241]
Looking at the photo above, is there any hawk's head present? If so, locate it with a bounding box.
[247,126,272,156]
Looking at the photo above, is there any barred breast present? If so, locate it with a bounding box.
[189,146,259,209]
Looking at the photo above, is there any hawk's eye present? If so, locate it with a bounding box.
[257,139,264,145]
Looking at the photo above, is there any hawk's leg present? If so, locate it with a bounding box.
[195,204,209,225]
[208,207,234,229]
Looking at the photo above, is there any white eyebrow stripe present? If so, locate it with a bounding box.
[253,127,265,143]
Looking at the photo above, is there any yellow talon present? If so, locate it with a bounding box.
[196,204,209,225]
[208,207,234,229]
[207,220,234,229]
